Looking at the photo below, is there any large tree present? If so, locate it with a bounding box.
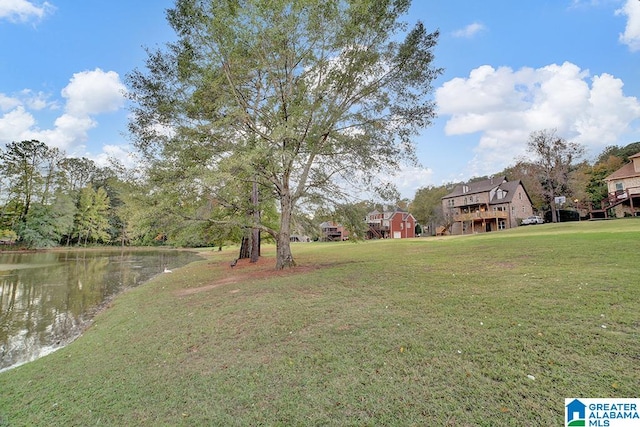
[526,129,584,223]
[410,184,449,235]
[0,140,58,225]
[127,0,441,268]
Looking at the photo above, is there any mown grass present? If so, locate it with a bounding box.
[0,219,638,426]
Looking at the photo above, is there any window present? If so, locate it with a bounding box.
[616,182,624,191]
[498,220,506,230]
[463,185,469,193]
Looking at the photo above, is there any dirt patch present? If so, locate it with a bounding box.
[174,257,320,297]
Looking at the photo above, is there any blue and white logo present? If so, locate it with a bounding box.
[566,399,587,426]
[565,398,640,427]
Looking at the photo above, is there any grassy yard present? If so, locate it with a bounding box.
[1,219,638,426]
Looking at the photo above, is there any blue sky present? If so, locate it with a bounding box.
[1,0,640,199]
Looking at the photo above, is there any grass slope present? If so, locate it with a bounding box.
[1,220,638,426]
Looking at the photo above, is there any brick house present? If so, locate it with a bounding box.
[319,221,350,241]
[441,176,534,235]
[590,151,640,218]
[366,207,416,239]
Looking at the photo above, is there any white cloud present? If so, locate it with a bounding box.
[0,106,36,140]
[570,0,612,8]
[62,69,127,116]
[382,166,434,199]
[0,68,127,152]
[20,89,54,110]
[28,113,97,152]
[93,144,137,169]
[436,61,640,177]
[452,22,486,38]
[0,0,54,23]
[0,94,22,111]
[616,0,640,51]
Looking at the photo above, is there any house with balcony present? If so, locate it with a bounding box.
[366,207,416,239]
[319,221,350,241]
[590,151,640,218]
[441,176,534,235]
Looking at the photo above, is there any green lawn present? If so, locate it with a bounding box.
[1,219,638,426]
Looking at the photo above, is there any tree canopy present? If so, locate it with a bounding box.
[127,0,442,268]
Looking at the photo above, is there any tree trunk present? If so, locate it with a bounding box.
[238,229,261,261]
[275,192,295,270]
[250,181,260,263]
[238,181,261,262]
[238,235,251,259]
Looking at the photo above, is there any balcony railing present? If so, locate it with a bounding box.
[599,187,640,209]
[454,211,508,222]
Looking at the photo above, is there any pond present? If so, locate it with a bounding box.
[0,248,203,372]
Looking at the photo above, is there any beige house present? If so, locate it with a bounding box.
[441,176,534,235]
[590,152,640,218]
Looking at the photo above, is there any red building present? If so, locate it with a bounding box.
[366,208,416,239]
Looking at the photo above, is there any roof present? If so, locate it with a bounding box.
[319,221,340,228]
[366,207,409,216]
[366,207,415,222]
[490,180,526,205]
[605,152,640,181]
[443,176,507,198]
[442,177,532,206]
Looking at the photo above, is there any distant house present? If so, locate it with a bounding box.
[590,151,640,218]
[319,221,349,241]
[366,207,416,239]
[441,176,534,235]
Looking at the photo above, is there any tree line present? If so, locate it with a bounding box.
[0,139,247,249]
[2,132,638,249]
[0,140,120,248]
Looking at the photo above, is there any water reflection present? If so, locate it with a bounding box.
[0,249,202,372]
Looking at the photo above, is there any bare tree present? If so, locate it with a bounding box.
[527,129,584,222]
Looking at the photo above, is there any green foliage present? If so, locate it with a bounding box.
[332,202,370,240]
[18,203,62,248]
[0,140,56,223]
[74,186,111,246]
[57,157,99,193]
[0,229,18,244]
[0,141,131,247]
[584,143,640,205]
[595,141,640,164]
[410,184,449,229]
